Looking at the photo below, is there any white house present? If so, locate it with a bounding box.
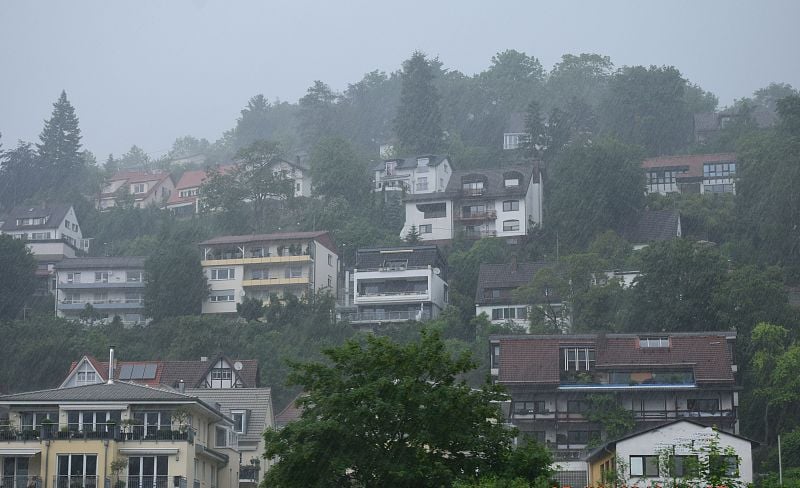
[198,231,339,314]
[372,154,453,194]
[99,170,175,210]
[340,246,448,327]
[586,420,757,487]
[401,164,543,244]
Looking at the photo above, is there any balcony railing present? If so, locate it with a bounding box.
[462,230,496,239]
[356,290,428,298]
[1,476,42,488]
[126,476,170,488]
[509,408,736,422]
[53,476,97,488]
[0,422,194,443]
[343,310,432,323]
[550,449,587,462]
[461,188,485,197]
[239,465,260,482]
[455,210,497,221]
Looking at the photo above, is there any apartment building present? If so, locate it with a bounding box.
[0,379,240,488]
[339,246,448,327]
[0,205,91,295]
[475,261,567,330]
[60,354,272,488]
[54,257,147,325]
[372,155,453,194]
[99,171,175,210]
[401,164,543,244]
[642,153,738,195]
[198,231,338,314]
[490,332,738,486]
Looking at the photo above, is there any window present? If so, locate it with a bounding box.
[687,398,719,412]
[490,344,500,369]
[462,181,484,195]
[513,401,546,415]
[504,178,520,187]
[93,292,108,304]
[127,271,143,282]
[94,272,109,283]
[64,292,81,304]
[210,290,235,302]
[128,456,168,488]
[65,219,71,228]
[57,454,97,487]
[419,224,432,234]
[415,177,428,191]
[328,275,333,288]
[669,455,699,478]
[630,455,660,477]
[491,307,527,321]
[709,455,738,477]
[703,162,736,178]
[567,400,591,413]
[328,253,332,266]
[231,410,247,434]
[418,202,446,219]
[31,232,51,240]
[250,269,269,280]
[66,272,81,284]
[125,292,143,304]
[567,430,599,444]
[211,368,232,381]
[76,371,97,385]
[215,426,228,447]
[704,183,735,193]
[210,268,235,280]
[640,337,669,348]
[561,347,596,371]
[385,161,397,175]
[285,266,303,278]
[503,134,520,150]
[502,200,519,212]
[503,220,520,232]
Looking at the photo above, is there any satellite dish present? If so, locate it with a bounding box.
[233,361,243,371]
[433,267,441,275]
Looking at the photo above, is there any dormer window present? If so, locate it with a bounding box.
[385,161,397,176]
[640,337,670,348]
[503,171,524,188]
[132,183,146,194]
[561,347,595,371]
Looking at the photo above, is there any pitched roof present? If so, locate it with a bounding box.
[405,163,539,203]
[623,210,681,245]
[0,205,72,231]
[187,388,273,443]
[109,170,171,184]
[55,256,146,270]
[475,261,552,304]
[505,112,527,134]
[0,381,193,402]
[167,166,234,206]
[641,153,737,179]
[274,393,305,427]
[199,231,337,253]
[493,332,737,386]
[585,418,759,462]
[371,154,448,172]
[355,246,445,272]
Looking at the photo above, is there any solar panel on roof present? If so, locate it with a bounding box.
[131,364,145,379]
[142,363,157,379]
[119,364,134,380]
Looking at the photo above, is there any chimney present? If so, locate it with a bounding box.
[108,346,115,385]
[178,380,185,393]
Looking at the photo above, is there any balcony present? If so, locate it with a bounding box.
[242,276,310,287]
[462,230,496,239]
[239,465,260,483]
[461,188,485,197]
[550,449,587,462]
[354,289,430,305]
[1,476,41,488]
[201,254,311,267]
[53,476,98,488]
[57,282,145,290]
[58,299,144,311]
[0,423,194,443]
[343,310,432,323]
[455,210,496,222]
[559,369,695,388]
[126,476,172,488]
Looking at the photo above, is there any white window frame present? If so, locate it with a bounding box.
[419,224,432,234]
[127,271,143,282]
[95,272,109,283]
[210,268,235,280]
[210,290,235,302]
[502,200,519,212]
[132,183,146,194]
[502,220,520,232]
[231,410,247,434]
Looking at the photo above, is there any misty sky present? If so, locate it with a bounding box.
[1,0,798,159]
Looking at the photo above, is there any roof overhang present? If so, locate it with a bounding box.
[0,448,42,456]
[119,448,179,456]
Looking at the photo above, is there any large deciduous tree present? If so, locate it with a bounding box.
[547,137,645,250]
[0,141,41,210]
[263,329,552,487]
[37,90,83,190]
[144,241,208,321]
[394,51,444,153]
[298,81,340,145]
[0,235,38,320]
[308,137,369,204]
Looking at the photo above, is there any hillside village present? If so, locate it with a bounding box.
[1,50,800,487]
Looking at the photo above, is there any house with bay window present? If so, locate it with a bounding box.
[490,332,739,487]
[54,257,147,325]
[199,231,338,314]
[0,380,240,488]
[642,153,737,195]
[401,163,543,244]
[60,353,273,487]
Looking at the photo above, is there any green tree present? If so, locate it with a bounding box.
[263,329,548,487]
[585,394,635,440]
[0,235,38,320]
[546,53,614,110]
[298,81,341,145]
[36,90,83,191]
[599,65,694,155]
[308,137,370,204]
[404,224,421,244]
[394,51,444,153]
[0,141,42,210]
[144,241,208,320]
[548,137,645,250]
[116,145,150,170]
[236,296,265,322]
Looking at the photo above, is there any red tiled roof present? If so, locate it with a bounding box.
[275,393,305,427]
[167,166,234,205]
[641,153,737,178]
[109,171,171,184]
[496,333,735,385]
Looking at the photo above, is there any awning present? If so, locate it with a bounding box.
[118,448,179,456]
[0,448,42,456]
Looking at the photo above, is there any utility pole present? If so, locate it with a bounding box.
[779,434,783,486]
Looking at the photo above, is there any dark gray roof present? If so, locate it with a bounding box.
[623,210,681,245]
[55,256,146,270]
[371,154,448,172]
[355,246,446,279]
[187,388,273,444]
[405,163,538,203]
[475,261,551,304]
[693,112,719,132]
[0,381,195,403]
[505,112,526,134]
[0,205,72,232]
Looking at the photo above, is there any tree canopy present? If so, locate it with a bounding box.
[395,51,444,153]
[0,235,38,320]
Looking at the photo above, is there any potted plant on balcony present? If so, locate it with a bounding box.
[110,459,127,488]
[40,418,56,439]
[172,406,191,436]
[121,418,141,440]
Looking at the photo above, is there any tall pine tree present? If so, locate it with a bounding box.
[394,51,443,154]
[37,90,83,190]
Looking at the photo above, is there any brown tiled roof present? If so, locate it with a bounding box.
[641,153,736,178]
[475,261,552,304]
[167,165,236,205]
[494,333,736,385]
[622,210,681,245]
[275,393,305,427]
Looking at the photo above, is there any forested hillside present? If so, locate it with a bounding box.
[1,50,800,480]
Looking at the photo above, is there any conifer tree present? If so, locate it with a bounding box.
[394,51,443,153]
[37,90,83,190]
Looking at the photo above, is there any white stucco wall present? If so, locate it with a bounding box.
[401,200,453,241]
